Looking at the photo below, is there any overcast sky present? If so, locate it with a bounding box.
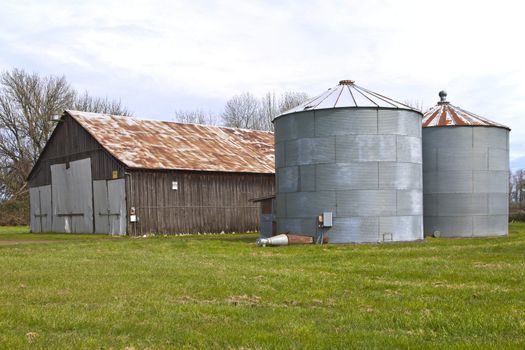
[1,0,524,163]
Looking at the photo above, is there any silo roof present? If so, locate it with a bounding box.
[275,80,420,119]
[423,91,510,130]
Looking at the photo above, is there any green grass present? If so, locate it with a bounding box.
[1,225,524,349]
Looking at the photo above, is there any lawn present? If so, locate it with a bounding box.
[1,225,524,349]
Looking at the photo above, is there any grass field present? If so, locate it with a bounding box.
[1,225,524,349]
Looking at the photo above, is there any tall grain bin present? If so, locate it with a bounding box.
[274,80,423,243]
[422,91,510,237]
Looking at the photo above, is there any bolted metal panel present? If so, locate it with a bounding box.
[299,165,316,192]
[277,217,317,236]
[336,190,396,217]
[422,126,509,237]
[437,149,488,171]
[424,216,473,237]
[423,194,438,217]
[108,179,126,235]
[285,137,335,166]
[316,163,378,191]
[275,142,286,168]
[473,215,508,236]
[378,110,421,138]
[51,163,68,233]
[396,136,422,164]
[379,162,421,190]
[329,217,379,243]
[93,180,110,234]
[336,135,396,162]
[39,185,52,232]
[274,112,315,142]
[437,193,488,216]
[29,187,41,232]
[379,216,423,241]
[275,194,287,217]
[423,147,437,173]
[277,166,299,193]
[488,148,509,171]
[314,109,377,137]
[286,191,336,218]
[473,127,508,150]
[397,190,423,215]
[488,193,509,215]
[69,158,93,233]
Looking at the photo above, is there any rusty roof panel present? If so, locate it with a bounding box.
[423,94,509,129]
[67,110,275,173]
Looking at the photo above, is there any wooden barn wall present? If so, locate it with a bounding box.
[127,170,275,236]
[28,115,125,187]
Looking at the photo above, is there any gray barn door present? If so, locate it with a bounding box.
[51,158,93,233]
[94,179,126,235]
[29,185,52,232]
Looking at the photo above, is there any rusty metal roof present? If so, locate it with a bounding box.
[67,110,275,173]
[423,91,510,129]
[275,80,420,119]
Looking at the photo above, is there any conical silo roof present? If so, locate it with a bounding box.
[423,91,510,130]
[275,80,420,119]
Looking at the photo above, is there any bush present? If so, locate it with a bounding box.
[0,198,29,226]
[509,210,525,222]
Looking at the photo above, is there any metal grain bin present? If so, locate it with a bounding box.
[422,91,510,237]
[273,80,424,243]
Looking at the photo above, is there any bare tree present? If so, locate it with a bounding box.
[0,68,131,200]
[279,91,309,114]
[173,109,219,125]
[259,92,278,131]
[221,92,261,130]
[403,100,427,113]
[73,91,132,116]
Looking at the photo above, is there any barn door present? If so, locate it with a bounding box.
[51,158,93,233]
[29,185,52,232]
[94,179,126,235]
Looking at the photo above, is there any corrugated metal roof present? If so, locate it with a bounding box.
[67,110,275,173]
[423,91,510,129]
[275,80,419,119]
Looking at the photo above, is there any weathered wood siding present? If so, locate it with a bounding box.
[127,170,275,236]
[28,115,125,187]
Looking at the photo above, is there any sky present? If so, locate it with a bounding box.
[1,0,524,165]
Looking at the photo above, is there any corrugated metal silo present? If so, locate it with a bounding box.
[422,91,510,237]
[274,80,424,243]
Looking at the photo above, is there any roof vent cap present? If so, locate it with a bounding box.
[339,79,355,85]
[438,90,448,104]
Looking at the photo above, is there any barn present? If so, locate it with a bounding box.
[27,110,275,236]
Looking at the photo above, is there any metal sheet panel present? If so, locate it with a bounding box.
[285,137,335,166]
[274,112,315,142]
[108,179,126,235]
[488,148,509,171]
[29,187,41,232]
[316,163,378,191]
[488,171,510,193]
[423,194,438,217]
[397,190,423,215]
[437,149,488,171]
[438,171,473,193]
[437,193,488,216]
[69,158,93,233]
[379,162,421,190]
[51,163,68,233]
[39,185,52,232]
[286,191,336,218]
[379,216,423,241]
[488,193,508,215]
[423,147,437,173]
[299,165,316,192]
[336,190,396,217]
[473,127,509,150]
[336,135,396,162]
[329,217,379,243]
[424,216,472,237]
[277,218,317,236]
[93,180,110,234]
[396,136,422,164]
[275,194,286,217]
[472,215,508,236]
[277,166,299,193]
[314,109,377,136]
[378,110,421,137]
[275,142,285,168]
